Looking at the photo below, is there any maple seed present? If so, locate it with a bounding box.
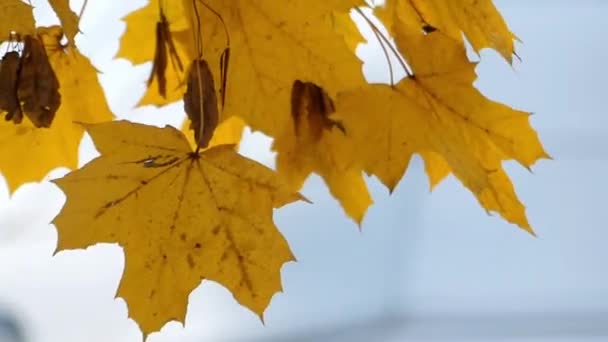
[18,35,61,128]
[291,80,345,141]
[184,59,219,149]
[148,10,184,98]
[0,51,24,124]
[219,47,230,108]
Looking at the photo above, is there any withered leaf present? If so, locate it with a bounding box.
[18,35,61,128]
[291,80,345,141]
[184,59,219,149]
[148,10,184,98]
[0,51,23,124]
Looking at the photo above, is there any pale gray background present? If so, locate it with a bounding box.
[1,0,607,341]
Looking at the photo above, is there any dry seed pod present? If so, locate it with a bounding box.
[183,59,219,149]
[291,80,344,141]
[18,35,61,128]
[148,11,183,98]
[0,51,24,124]
[219,47,230,108]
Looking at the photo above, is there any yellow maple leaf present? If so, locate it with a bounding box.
[116,1,194,106]
[0,26,113,193]
[273,81,372,224]
[335,28,548,232]
[420,151,451,190]
[52,120,304,336]
[0,0,35,39]
[180,0,367,138]
[376,0,518,62]
[48,0,80,46]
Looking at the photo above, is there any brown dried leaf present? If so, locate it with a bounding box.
[0,51,23,124]
[183,59,219,149]
[18,35,61,128]
[291,80,344,141]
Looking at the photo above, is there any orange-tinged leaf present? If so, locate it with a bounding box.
[0,0,35,38]
[52,120,304,336]
[0,26,113,193]
[48,0,80,46]
[335,29,548,232]
[116,2,194,106]
[181,0,367,138]
[376,0,518,62]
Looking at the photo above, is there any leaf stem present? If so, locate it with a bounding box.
[370,25,394,86]
[354,7,413,78]
[195,0,230,48]
[77,0,88,25]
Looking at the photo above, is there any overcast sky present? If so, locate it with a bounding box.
[1,1,608,341]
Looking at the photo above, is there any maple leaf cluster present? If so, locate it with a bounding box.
[0,0,547,338]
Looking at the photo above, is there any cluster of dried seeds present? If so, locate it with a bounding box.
[0,34,60,128]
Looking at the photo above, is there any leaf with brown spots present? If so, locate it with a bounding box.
[52,120,304,337]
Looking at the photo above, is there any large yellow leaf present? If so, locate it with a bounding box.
[48,0,79,46]
[420,151,451,190]
[181,0,367,138]
[0,26,113,193]
[376,0,518,62]
[52,120,303,336]
[272,82,372,224]
[116,1,194,106]
[0,0,35,39]
[335,29,548,232]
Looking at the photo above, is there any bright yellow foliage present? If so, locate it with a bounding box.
[182,115,246,150]
[180,0,366,137]
[0,0,35,39]
[273,98,372,224]
[0,26,112,192]
[377,0,518,62]
[53,121,303,336]
[420,151,451,190]
[116,1,194,106]
[335,28,548,232]
[0,0,549,338]
[48,0,79,46]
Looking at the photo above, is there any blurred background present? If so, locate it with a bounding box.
[1,0,608,341]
